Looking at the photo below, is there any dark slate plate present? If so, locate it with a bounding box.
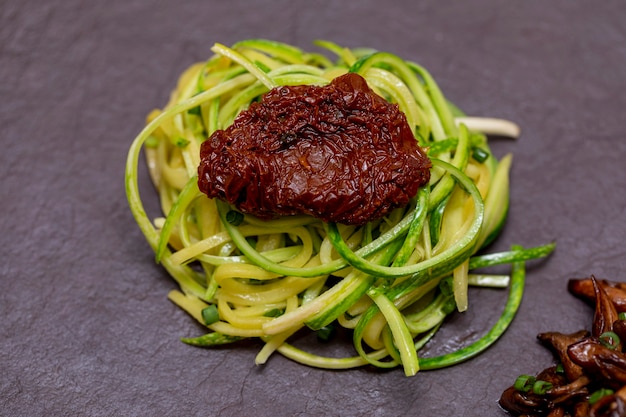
[2,1,625,415]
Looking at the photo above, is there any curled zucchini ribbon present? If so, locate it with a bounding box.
[125,39,554,375]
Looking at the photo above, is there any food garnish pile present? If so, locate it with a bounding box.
[500,276,626,416]
[125,39,554,377]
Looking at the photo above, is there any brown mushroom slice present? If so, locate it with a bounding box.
[498,386,550,416]
[568,277,626,314]
[546,374,590,400]
[592,276,621,341]
[538,330,590,382]
[568,338,626,389]
[573,399,591,417]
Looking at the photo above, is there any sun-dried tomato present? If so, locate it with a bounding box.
[197,72,431,225]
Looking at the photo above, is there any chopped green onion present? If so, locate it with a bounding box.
[599,331,620,350]
[555,363,565,374]
[513,374,536,393]
[619,312,626,321]
[316,324,335,342]
[175,137,190,148]
[471,146,490,163]
[201,304,220,325]
[589,388,614,405]
[532,380,553,395]
[226,210,244,226]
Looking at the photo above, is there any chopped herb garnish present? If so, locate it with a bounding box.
[513,375,536,393]
[201,304,219,325]
[175,137,190,148]
[599,331,620,350]
[471,146,490,163]
[226,210,244,226]
[589,388,614,405]
[532,380,552,395]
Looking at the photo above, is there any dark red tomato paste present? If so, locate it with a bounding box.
[197,72,431,225]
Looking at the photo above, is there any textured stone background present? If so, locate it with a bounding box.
[2,1,625,415]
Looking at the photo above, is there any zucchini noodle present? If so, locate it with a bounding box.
[125,39,555,376]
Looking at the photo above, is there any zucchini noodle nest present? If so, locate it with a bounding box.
[125,39,554,376]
